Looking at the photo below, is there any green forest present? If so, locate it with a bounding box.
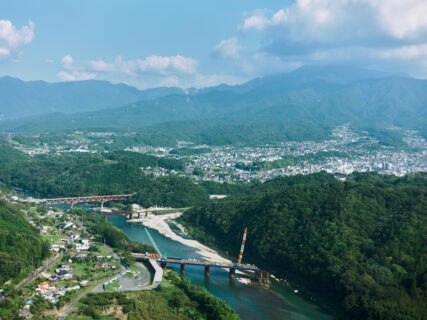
[0,200,50,284]
[0,142,209,207]
[181,172,427,320]
[71,209,155,255]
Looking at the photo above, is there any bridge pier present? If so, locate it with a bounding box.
[180,264,186,275]
[261,271,270,285]
[229,268,236,280]
[204,266,210,278]
[255,270,262,282]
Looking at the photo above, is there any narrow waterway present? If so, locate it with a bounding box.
[108,215,334,320]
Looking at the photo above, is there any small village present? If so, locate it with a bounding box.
[0,192,125,319]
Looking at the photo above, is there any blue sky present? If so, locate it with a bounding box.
[1,0,427,89]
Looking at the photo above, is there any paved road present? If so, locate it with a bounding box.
[58,227,156,319]
[16,253,64,291]
[119,262,151,291]
[58,244,125,319]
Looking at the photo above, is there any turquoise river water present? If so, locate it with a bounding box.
[108,215,334,320]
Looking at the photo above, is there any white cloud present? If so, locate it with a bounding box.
[45,58,54,63]
[136,55,198,74]
[214,38,242,59]
[376,44,427,60]
[0,20,34,47]
[55,54,200,86]
[89,59,115,72]
[370,0,427,39]
[0,20,34,61]
[57,70,96,82]
[241,9,288,31]
[61,55,74,69]
[241,1,427,42]
[236,1,427,77]
[0,47,11,59]
[85,55,198,76]
[242,14,271,31]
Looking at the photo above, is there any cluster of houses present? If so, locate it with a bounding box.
[33,262,90,304]
[46,210,64,218]
[19,267,89,319]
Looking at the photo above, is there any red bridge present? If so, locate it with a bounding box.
[38,193,135,206]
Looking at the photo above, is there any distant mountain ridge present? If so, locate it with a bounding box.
[0,76,186,119]
[1,66,426,142]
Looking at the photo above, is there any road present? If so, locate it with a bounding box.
[117,262,151,291]
[15,253,64,291]
[58,221,154,319]
[58,243,125,319]
[58,259,154,318]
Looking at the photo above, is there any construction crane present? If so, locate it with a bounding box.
[145,228,163,257]
[236,227,247,266]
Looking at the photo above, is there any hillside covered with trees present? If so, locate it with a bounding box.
[181,172,427,320]
[0,142,210,207]
[0,200,50,284]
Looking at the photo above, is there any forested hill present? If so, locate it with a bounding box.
[0,200,50,284]
[0,143,209,207]
[181,172,427,320]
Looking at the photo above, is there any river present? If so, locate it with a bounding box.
[108,215,334,320]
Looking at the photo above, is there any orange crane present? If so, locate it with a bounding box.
[236,227,247,266]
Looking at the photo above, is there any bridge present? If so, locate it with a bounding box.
[102,210,132,218]
[132,227,269,283]
[132,253,269,282]
[102,207,167,219]
[36,193,136,207]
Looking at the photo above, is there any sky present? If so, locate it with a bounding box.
[1,0,427,89]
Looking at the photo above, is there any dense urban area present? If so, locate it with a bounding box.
[11,126,427,183]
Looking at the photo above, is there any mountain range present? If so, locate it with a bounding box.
[0,76,186,119]
[1,66,426,142]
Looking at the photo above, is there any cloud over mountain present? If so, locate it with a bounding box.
[237,0,427,76]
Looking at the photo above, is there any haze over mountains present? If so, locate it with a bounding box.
[1,66,426,141]
[0,76,186,119]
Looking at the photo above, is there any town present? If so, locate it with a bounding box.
[13,125,425,183]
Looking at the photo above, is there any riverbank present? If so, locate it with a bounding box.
[128,212,232,265]
[109,214,334,320]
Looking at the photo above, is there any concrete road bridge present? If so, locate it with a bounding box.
[132,253,269,283]
[102,208,167,219]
